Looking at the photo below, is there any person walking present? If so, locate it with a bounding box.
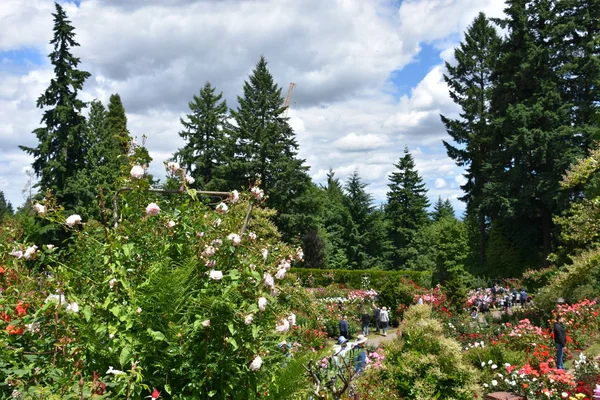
[380,306,390,336]
[360,310,370,336]
[339,315,349,340]
[554,315,567,370]
[520,289,527,307]
[372,304,381,334]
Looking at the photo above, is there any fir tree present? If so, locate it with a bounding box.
[385,147,430,269]
[489,0,580,263]
[223,57,319,239]
[441,12,501,265]
[319,170,352,269]
[175,82,228,188]
[431,196,456,221]
[19,3,91,210]
[344,171,374,269]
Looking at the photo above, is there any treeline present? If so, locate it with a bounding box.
[3,1,599,281]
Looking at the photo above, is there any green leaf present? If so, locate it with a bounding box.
[82,305,92,322]
[147,328,166,341]
[226,337,238,350]
[227,323,235,335]
[164,384,172,395]
[208,390,216,397]
[119,346,131,367]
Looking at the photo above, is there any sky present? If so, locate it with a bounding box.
[0,0,506,214]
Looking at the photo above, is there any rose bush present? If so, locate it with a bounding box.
[0,165,304,399]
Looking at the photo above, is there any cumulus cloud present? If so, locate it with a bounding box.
[0,0,506,215]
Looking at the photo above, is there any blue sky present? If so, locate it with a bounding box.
[0,0,506,214]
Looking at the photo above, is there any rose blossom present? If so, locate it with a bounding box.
[205,260,216,268]
[65,214,82,227]
[249,355,262,371]
[275,317,290,332]
[185,175,195,184]
[209,270,223,280]
[167,161,180,173]
[248,232,257,241]
[258,297,267,311]
[66,302,79,313]
[136,307,142,314]
[245,314,254,325]
[261,248,268,260]
[263,273,275,288]
[230,190,240,203]
[216,202,228,214]
[23,245,38,260]
[296,248,304,260]
[288,313,296,326]
[130,165,145,179]
[275,268,286,280]
[146,203,161,216]
[109,278,118,289]
[202,319,210,327]
[250,186,264,201]
[10,250,23,259]
[202,245,216,257]
[167,220,176,228]
[227,233,241,246]
[33,203,46,215]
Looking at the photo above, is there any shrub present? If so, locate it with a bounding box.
[290,268,432,290]
[383,305,480,399]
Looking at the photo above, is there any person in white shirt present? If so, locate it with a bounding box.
[380,307,390,336]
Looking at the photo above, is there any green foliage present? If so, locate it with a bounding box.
[0,191,13,222]
[431,196,455,222]
[0,172,303,399]
[174,82,229,189]
[384,305,480,399]
[290,268,432,290]
[219,56,320,240]
[19,3,91,211]
[385,147,430,269]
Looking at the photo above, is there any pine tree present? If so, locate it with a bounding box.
[441,12,501,265]
[431,196,456,221]
[385,147,430,269]
[19,3,91,210]
[0,191,13,221]
[223,57,320,239]
[175,82,228,188]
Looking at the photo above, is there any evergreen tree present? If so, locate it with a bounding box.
[0,191,13,221]
[19,3,91,210]
[550,0,600,150]
[385,147,430,269]
[222,57,319,239]
[319,170,352,269]
[441,12,501,266]
[343,171,375,269]
[174,82,228,188]
[489,0,580,263]
[431,196,456,221]
[106,94,131,158]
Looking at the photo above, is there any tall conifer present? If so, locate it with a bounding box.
[20,3,91,209]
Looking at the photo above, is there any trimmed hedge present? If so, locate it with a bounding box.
[290,268,432,290]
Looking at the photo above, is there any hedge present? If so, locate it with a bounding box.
[290,268,432,290]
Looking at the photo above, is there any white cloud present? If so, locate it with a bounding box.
[434,178,446,189]
[0,0,506,216]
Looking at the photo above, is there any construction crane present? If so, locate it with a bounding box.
[283,82,296,117]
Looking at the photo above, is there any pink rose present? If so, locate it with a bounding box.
[146,203,160,216]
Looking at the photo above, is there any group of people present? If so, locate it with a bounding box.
[470,286,531,318]
[332,334,368,374]
[339,303,390,340]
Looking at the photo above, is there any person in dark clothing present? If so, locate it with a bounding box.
[339,315,349,339]
[554,315,567,369]
[372,304,381,334]
[361,311,370,336]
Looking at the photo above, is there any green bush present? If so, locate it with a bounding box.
[384,305,481,400]
[290,268,432,290]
